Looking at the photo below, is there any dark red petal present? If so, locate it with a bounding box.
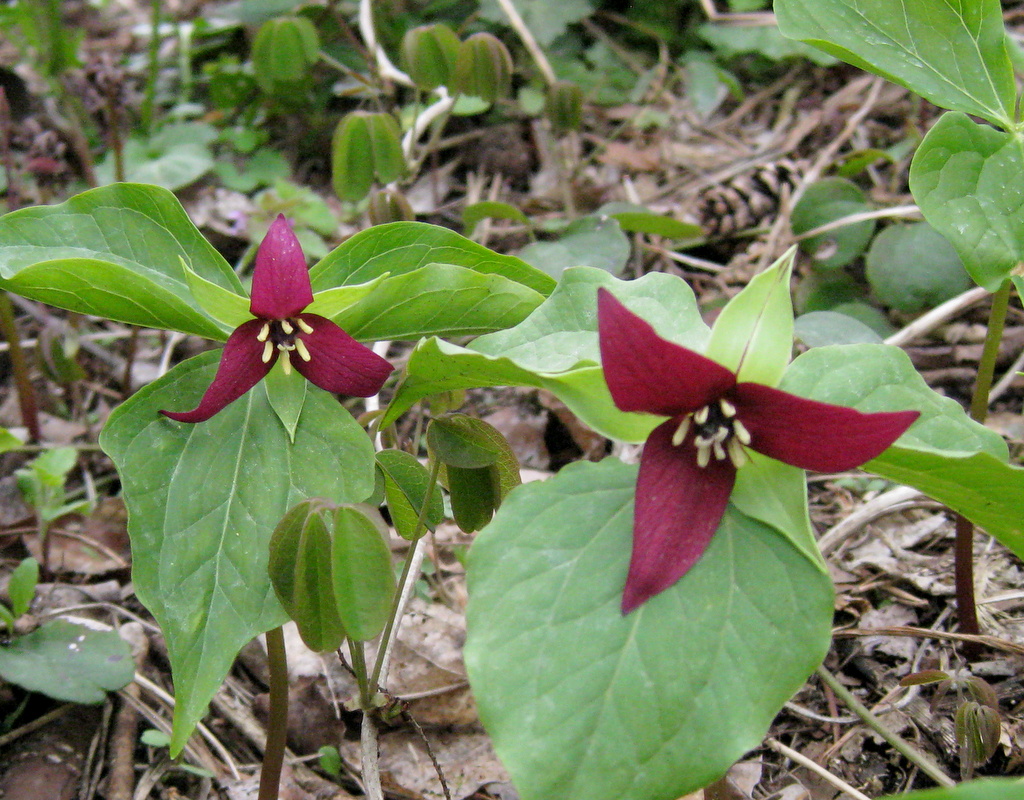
[622,418,736,614]
[250,215,314,320]
[161,319,275,423]
[597,288,735,417]
[291,314,393,397]
[733,382,920,472]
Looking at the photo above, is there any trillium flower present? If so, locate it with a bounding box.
[161,215,393,423]
[597,288,919,614]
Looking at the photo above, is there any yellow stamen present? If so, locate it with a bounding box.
[696,444,712,468]
[712,441,726,461]
[734,420,752,445]
[295,338,311,362]
[728,438,747,468]
[261,341,274,363]
[671,417,691,446]
[719,398,736,417]
[280,353,292,375]
[281,319,294,335]
[296,318,314,335]
[257,323,270,342]
[694,406,710,425]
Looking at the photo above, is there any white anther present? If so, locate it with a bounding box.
[694,405,710,425]
[281,319,294,335]
[257,323,270,342]
[727,438,747,468]
[671,416,691,446]
[280,353,292,375]
[261,341,274,363]
[695,433,713,448]
[295,338,311,362]
[713,441,726,461]
[719,398,736,417]
[696,443,712,468]
[712,426,730,444]
[734,420,752,445]
[296,318,314,335]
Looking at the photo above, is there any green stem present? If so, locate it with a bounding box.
[816,666,955,787]
[348,637,373,709]
[0,293,41,442]
[369,458,441,691]
[257,626,289,800]
[955,277,1011,656]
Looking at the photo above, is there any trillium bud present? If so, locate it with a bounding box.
[251,16,320,97]
[545,80,584,133]
[400,23,461,92]
[368,188,415,225]
[331,111,406,203]
[955,700,1001,776]
[454,33,513,103]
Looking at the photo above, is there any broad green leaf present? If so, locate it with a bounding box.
[881,779,1024,800]
[791,179,874,271]
[427,415,502,469]
[310,222,554,296]
[705,247,795,386]
[780,344,1024,559]
[445,465,499,533]
[0,619,134,704]
[100,352,376,755]
[375,450,443,540]
[96,124,216,190]
[304,275,390,320]
[866,222,972,312]
[463,201,531,237]
[0,184,240,338]
[775,0,1015,128]
[794,311,882,347]
[598,203,703,240]
[181,258,250,331]
[383,268,708,441]
[466,459,832,800]
[909,113,1024,291]
[327,264,547,341]
[699,22,837,65]
[518,215,631,278]
[330,506,396,642]
[8,557,39,618]
[268,501,346,653]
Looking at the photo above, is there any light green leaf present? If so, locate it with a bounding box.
[477,0,594,46]
[880,778,1024,800]
[466,459,832,800]
[518,215,631,278]
[598,203,703,240]
[866,222,972,312]
[100,351,376,755]
[97,124,217,190]
[0,619,134,704]
[699,22,837,65]
[909,113,1024,291]
[463,201,531,237]
[775,0,1015,127]
[795,311,883,347]
[0,184,241,338]
[705,247,795,386]
[8,557,39,618]
[330,506,396,642]
[181,257,250,332]
[780,344,1024,560]
[263,361,307,443]
[305,275,390,320]
[383,268,708,441]
[310,222,554,296]
[0,428,24,454]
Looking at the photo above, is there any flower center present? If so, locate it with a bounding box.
[671,397,751,469]
[257,317,314,375]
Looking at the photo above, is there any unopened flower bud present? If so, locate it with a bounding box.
[454,33,513,103]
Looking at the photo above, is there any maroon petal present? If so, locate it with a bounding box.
[733,382,919,472]
[290,314,393,397]
[622,418,736,614]
[161,319,275,423]
[598,288,735,417]
[250,215,314,320]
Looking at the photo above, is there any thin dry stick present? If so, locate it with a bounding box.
[885,286,989,347]
[107,629,150,800]
[494,0,556,85]
[765,738,872,800]
[794,204,922,240]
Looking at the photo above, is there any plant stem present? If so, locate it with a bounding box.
[348,637,373,709]
[0,293,41,443]
[257,626,289,800]
[954,277,1011,658]
[816,665,955,787]
[349,638,384,800]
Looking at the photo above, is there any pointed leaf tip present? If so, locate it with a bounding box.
[251,215,314,320]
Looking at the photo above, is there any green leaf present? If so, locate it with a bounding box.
[330,506,396,642]
[263,362,307,443]
[375,450,443,540]
[463,201,531,237]
[445,465,499,533]
[428,415,502,469]
[775,0,1015,127]
[310,222,554,297]
[909,113,1024,291]
[99,351,376,755]
[699,22,837,65]
[268,501,346,652]
[181,257,251,331]
[0,428,24,454]
[0,619,134,704]
[305,275,390,320]
[97,124,217,190]
[880,779,1024,800]
[383,268,708,441]
[791,179,874,271]
[705,247,795,386]
[8,557,39,618]
[327,264,547,342]
[866,222,972,312]
[517,215,631,278]
[598,203,703,240]
[780,344,1024,560]
[0,184,241,338]
[465,459,832,800]
[478,0,594,46]
[795,311,883,347]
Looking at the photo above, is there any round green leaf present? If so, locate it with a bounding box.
[795,311,883,347]
[792,178,875,271]
[866,222,972,311]
[518,215,631,279]
[465,459,832,800]
[330,506,396,642]
[0,619,134,704]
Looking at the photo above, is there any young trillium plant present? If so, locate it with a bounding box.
[161,215,393,422]
[597,288,920,613]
